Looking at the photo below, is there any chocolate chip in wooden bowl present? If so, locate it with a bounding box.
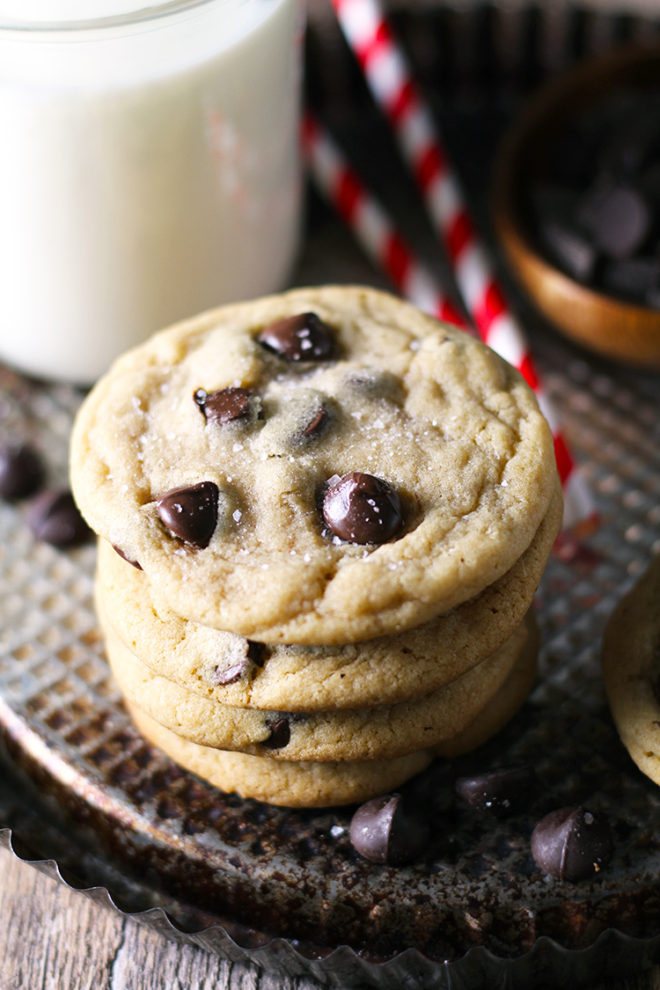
[193,387,259,425]
[156,481,219,549]
[28,489,92,547]
[322,471,403,544]
[531,806,613,882]
[256,312,336,362]
[455,765,537,816]
[538,218,598,284]
[599,91,660,179]
[349,793,431,865]
[600,255,660,302]
[0,442,44,500]
[578,182,651,260]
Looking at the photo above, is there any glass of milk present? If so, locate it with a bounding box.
[0,0,304,384]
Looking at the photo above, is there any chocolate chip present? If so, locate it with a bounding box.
[27,489,92,547]
[322,472,403,544]
[601,255,660,300]
[214,658,251,686]
[0,442,44,500]
[349,793,430,864]
[112,544,142,570]
[579,183,650,259]
[213,641,267,685]
[262,717,290,750]
[301,403,329,440]
[256,313,335,362]
[247,641,267,666]
[194,387,254,424]
[531,806,613,881]
[344,368,403,403]
[601,99,660,179]
[538,219,597,283]
[156,481,219,548]
[455,765,537,816]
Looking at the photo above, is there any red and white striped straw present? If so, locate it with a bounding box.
[330,0,594,528]
[302,112,465,328]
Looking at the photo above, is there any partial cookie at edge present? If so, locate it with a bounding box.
[602,554,660,786]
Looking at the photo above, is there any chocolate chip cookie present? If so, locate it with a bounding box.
[94,483,560,711]
[127,703,435,808]
[602,554,660,786]
[125,621,537,807]
[70,285,558,645]
[102,612,535,762]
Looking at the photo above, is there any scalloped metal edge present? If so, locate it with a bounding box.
[3,826,660,990]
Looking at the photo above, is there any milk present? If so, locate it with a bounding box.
[0,0,303,384]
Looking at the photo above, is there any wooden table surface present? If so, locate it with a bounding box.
[0,847,657,990]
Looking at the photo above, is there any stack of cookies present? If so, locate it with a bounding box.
[70,286,562,807]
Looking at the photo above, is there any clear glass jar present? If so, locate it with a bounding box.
[0,0,304,384]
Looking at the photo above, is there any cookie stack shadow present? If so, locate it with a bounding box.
[72,286,563,808]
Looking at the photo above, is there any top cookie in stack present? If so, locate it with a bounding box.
[70,285,561,806]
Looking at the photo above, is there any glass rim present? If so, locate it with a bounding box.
[0,0,222,33]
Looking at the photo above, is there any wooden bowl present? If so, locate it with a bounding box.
[492,45,660,370]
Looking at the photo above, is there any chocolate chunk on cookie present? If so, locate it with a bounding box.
[256,312,336,362]
[156,482,219,548]
[322,472,403,544]
[194,387,257,425]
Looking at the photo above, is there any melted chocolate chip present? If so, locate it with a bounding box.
[322,472,403,544]
[194,387,254,425]
[301,404,329,440]
[531,806,613,881]
[156,481,219,548]
[112,544,142,570]
[256,313,335,362]
[262,717,290,750]
[0,442,44,500]
[28,489,92,547]
[349,793,430,865]
[246,641,268,667]
[214,658,251,686]
[344,368,403,403]
[213,641,267,685]
[455,765,537,816]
